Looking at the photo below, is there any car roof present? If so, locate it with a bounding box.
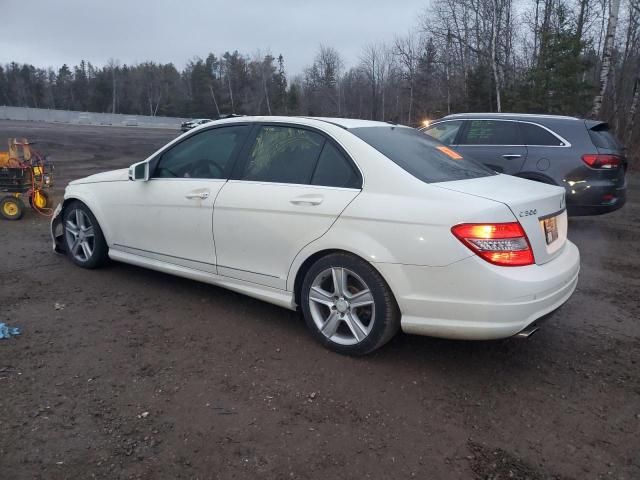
[201,115,400,130]
[439,113,582,122]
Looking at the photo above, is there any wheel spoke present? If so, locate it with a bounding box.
[80,241,92,260]
[71,238,82,255]
[309,286,334,307]
[320,311,341,338]
[349,289,374,308]
[344,312,367,342]
[331,267,347,297]
[65,220,79,236]
[75,209,84,229]
[83,226,95,238]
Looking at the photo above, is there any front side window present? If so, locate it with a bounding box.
[154,126,249,179]
[351,126,494,184]
[520,123,564,146]
[423,121,463,145]
[239,126,325,184]
[458,120,522,145]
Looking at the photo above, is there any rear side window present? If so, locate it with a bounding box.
[520,123,564,146]
[350,126,494,184]
[423,121,462,145]
[458,120,522,145]
[239,126,324,184]
[588,124,621,150]
[311,142,361,188]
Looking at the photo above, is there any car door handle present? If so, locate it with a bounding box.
[185,192,210,199]
[502,154,522,160]
[290,194,323,206]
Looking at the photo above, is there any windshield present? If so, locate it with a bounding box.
[350,126,495,183]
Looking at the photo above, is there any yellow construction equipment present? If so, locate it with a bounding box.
[0,138,54,220]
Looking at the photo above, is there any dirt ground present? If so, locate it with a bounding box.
[0,119,638,480]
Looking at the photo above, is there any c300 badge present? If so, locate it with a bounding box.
[519,209,537,217]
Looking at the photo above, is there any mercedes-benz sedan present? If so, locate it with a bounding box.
[51,117,580,355]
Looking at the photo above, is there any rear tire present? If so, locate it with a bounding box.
[300,252,400,355]
[62,201,109,269]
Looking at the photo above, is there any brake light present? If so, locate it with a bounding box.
[581,154,621,169]
[451,222,534,266]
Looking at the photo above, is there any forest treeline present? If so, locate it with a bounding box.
[1,0,638,160]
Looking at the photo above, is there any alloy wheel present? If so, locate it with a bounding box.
[308,267,376,346]
[65,209,96,262]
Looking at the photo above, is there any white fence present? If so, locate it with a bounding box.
[0,106,188,129]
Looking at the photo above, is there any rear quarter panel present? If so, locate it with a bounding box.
[286,178,517,291]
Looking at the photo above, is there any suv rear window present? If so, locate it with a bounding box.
[350,126,494,183]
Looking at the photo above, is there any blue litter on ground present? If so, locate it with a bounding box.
[0,323,21,339]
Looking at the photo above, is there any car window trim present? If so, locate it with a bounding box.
[430,118,571,148]
[149,123,253,180]
[225,179,361,192]
[229,122,363,189]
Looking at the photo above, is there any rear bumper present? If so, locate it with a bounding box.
[565,176,626,216]
[375,241,580,340]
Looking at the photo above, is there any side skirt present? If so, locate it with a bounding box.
[108,249,296,311]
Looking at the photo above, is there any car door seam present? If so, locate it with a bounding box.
[285,189,364,290]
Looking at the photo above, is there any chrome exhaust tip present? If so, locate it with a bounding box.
[514,324,540,338]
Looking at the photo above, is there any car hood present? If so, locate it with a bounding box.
[69,168,129,185]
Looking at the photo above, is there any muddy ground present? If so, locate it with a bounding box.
[0,119,638,479]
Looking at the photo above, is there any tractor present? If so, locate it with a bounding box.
[0,138,54,220]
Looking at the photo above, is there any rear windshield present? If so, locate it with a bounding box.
[350,126,494,183]
[588,124,622,150]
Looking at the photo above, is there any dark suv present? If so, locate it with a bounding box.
[421,113,627,215]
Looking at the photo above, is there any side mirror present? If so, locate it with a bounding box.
[128,161,149,181]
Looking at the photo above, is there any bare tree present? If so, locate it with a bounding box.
[592,0,621,116]
[394,33,420,124]
[490,0,502,111]
[360,43,382,119]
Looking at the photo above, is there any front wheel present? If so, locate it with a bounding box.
[300,253,400,355]
[62,201,109,268]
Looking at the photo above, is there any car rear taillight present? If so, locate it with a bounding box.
[451,222,534,267]
[581,154,622,169]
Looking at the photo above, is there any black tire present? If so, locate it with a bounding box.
[0,196,25,220]
[300,252,400,355]
[62,201,109,269]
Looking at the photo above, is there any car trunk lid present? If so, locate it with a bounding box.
[434,175,568,265]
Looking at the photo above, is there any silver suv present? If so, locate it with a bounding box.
[421,113,627,216]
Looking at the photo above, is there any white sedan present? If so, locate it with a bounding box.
[51,116,580,355]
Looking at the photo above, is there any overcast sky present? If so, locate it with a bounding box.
[3,0,428,76]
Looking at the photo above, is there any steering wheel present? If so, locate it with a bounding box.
[188,158,224,178]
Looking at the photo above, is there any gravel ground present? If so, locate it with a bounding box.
[0,120,638,479]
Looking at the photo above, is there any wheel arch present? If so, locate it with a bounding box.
[59,192,112,245]
[290,248,398,310]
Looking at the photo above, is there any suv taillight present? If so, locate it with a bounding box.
[581,154,622,169]
[451,223,534,267]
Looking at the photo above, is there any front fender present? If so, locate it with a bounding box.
[58,186,113,246]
